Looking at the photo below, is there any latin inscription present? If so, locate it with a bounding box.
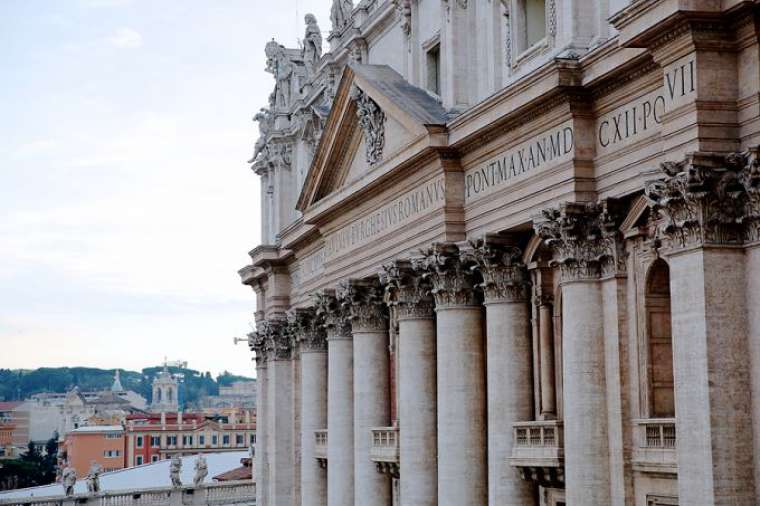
[596,57,696,154]
[324,176,446,259]
[298,248,325,285]
[464,123,574,203]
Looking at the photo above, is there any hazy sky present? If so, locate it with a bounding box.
[0,0,331,377]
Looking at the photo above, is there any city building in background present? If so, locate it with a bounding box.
[240,1,760,505]
[61,425,125,477]
[150,365,180,412]
[124,411,256,467]
[197,381,256,410]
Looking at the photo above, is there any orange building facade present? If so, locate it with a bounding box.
[63,425,125,477]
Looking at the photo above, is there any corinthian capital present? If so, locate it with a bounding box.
[533,199,625,282]
[413,243,479,308]
[337,279,388,333]
[314,290,352,340]
[464,238,530,303]
[380,260,434,320]
[258,317,291,361]
[287,308,327,353]
[645,151,747,251]
[248,330,269,366]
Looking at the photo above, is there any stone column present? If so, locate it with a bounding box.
[415,243,486,506]
[534,201,620,505]
[467,240,534,506]
[538,301,556,418]
[646,152,756,505]
[342,280,391,506]
[381,261,437,506]
[291,309,328,506]
[263,318,295,506]
[315,291,354,506]
[249,332,270,506]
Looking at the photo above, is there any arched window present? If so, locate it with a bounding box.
[156,388,162,403]
[645,259,675,418]
[167,388,173,402]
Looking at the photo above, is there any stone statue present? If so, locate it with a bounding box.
[303,14,322,74]
[170,455,182,487]
[250,107,272,163]
[85,462,101,494]
[62,465,77,496]
[265,39,294,109]
[330,0,354,33]
[193,454,208,487]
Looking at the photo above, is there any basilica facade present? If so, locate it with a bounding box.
[239,1,760,505]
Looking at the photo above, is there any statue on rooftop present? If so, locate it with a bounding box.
[170,454,182,487]
[265,39,294,110]
[62,465,77,496]
[330,0,354,34]
[303,14,323,75]
[85,461,101,494]
[193,454,208,487]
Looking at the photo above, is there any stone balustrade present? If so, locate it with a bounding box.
[0,481,256,506]
[509,420,564,488]
[632,418,677,474]
[369,427,399,478]
[314,429,328,467]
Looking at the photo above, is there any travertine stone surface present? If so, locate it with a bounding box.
[748,245,760,501]
[255,358,269,506]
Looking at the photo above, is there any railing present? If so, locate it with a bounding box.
[369,427,399,463]
[0,481,256,506]
[314,429,328,461]
[510,420,564,467]
[632,418,677,473]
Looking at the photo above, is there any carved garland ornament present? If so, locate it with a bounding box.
[351,86,386,166]
[380,260,435,320]
[413,243,479,308]
[464,238,530,303]
[533,199,625,282]
[645,149,760,250]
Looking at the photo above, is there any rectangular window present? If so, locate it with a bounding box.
[136,455,143,465]
[105,433,121,439]
[151,455,159,463]
[103,450,121,458]
[136,436,143,448]
[167,435,177,446]
[212,435,218,446]
[223,434,230,446]
[151,436,160,447]
[236,434,244,446]
[517,0,546,52]
[249,434,256,445]
[199,435,205,446]
[426,44,441,95]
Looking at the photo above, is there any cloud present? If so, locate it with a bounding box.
[106,28,143,49]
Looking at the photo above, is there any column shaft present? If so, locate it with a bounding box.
[353,329,391,506]
[301,351,327,506]
[436,306,487,506]
[327,336,354,506]
[268,358,294,506]
[562,280,610,505]
[748,245,760,501]
[538,304,556,417]
[256,362,269,506]
[485,300,534,505]
[398,316,437,506]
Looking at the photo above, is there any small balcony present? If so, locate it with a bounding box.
[370,427,399,478]
[314,429,327,468]
[632,418,677,474]
[509,420,564,488]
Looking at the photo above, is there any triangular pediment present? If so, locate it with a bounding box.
[297,64,447,212]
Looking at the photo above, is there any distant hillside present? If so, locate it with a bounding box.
[0,367,254,407]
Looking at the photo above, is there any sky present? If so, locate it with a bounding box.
[0,0,332,377]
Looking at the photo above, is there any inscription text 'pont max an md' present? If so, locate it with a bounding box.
[464,122,574,203]
[325,176,446,259]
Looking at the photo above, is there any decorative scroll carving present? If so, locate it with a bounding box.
[248,329,270,366]
[337,279,388,333]
[645,151,749,251]
[735,147,760,243]
[501,0,512,67]
[351,86,385,166]
[465,238,530,303]
[533,199,625,282]
[314,290,352,340]
[392,0,412,39]
[413,243,479,308]
[380,260,435,320]
[443,0,468,21]
[547,0,557,37]
[287,308,327,353]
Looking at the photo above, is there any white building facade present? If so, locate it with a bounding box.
[240,1,760,505]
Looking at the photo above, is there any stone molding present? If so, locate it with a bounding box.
[533,199,625,283]
[379,259,435,320]
[314,290,353,341]
[464,238,530,304]
[337,279,388,333]
[287,307,327,353]
[413,242,480,308]
[645,147,760,251]
[351,86,386,166]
